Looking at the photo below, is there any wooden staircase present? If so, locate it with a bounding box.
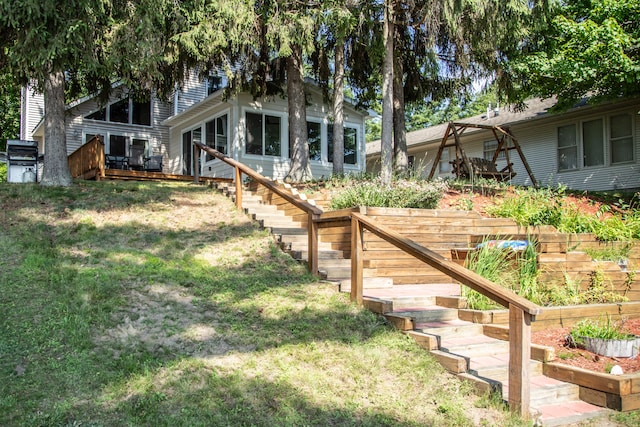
[214,181,611,426]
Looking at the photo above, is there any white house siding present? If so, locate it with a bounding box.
[175,70,209,113]
[63,88,171,166]
[165,87,367,181]
[20,85,45,148]
[366,98,640,192]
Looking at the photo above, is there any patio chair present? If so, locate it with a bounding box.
[145,155,163,172]
[128,145,145,171]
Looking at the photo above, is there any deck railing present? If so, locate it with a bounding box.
[68,135,105,180]
[193,142,542,416]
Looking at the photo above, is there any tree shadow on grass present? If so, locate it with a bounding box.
[0,182,484,427]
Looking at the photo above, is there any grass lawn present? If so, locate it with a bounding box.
[0,180,525,426]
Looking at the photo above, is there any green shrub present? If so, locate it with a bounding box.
[0,163,6,182]
[570,316,634,345]
[486,185,640,241]
[329,177,448,210]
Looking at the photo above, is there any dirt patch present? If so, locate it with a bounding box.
[532,319,640,374]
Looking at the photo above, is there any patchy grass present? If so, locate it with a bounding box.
[0,180,521,426]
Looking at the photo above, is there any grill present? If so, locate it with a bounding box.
[7,140,39,183]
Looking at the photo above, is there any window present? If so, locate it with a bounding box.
[582,119,604,167]
[132,99,151,125]
[610,113,633,164]
[328,125,357,164]
[439,148,451,174]
[182,131,192,175]
[205,114,228,161]
[245,112,281,157]
[290,121,321,160]
[109,135,127,156]
[557,124,577,171]
[85,96,151,126]
[483,140,507,161]
[207,76,224,95]
[86,108,106,121]
[109,98,129,123]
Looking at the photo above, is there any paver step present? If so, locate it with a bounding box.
[392,307,459,323]
[532,400,609,427]
[441,336,510,358]
[416,320,483,338]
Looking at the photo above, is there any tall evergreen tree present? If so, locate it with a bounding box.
[0,0,114,186]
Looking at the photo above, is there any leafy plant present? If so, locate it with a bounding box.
[570,316,635,346]
[329,176,448,210]
[0,163,6,182]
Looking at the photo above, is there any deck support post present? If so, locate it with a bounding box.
[308,212,319,275]
[235,166,242,210]
[350,217,364,304]
[509,304,531,417]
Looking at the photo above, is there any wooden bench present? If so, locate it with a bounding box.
[450,157,515,181]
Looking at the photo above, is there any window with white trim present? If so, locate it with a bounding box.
[245,112,281,156]
[439,148,451,174]
[328,125,357,164]
[86,96,151,126]
[557,124,578,171]
[582,118,604,167]
[205,114,228,161]
[610,113,633,164]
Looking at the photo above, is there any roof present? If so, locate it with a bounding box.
[366,97,559,156]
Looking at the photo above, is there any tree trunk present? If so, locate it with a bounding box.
[393,24,408,177]
[285,44,312,183]
[380,0,394,186]
[332,39,345,176]
[40,69,73,187]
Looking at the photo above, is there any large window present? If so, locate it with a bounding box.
[109,135,127,156]
[245,112,281,156]
[582,119,604,167]
[328,125,357,164]
[308,121,322,161]
[205,114,229,161]
[290,121,322,160]
[85,97,151,126]
[610,113,633,164]
[557,124,578,171]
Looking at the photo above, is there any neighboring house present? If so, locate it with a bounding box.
[367,97,640,192]
[21,72,367,180]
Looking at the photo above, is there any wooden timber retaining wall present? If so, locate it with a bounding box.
[468,302,640,411]
[245,184,640,300]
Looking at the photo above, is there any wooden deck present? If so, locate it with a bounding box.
[102,168,232,184]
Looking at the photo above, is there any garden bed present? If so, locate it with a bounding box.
[463,303,640,411]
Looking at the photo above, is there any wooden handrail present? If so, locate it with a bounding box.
[350,211,541,417]
[193,142,323,274]
[350,212,540,315]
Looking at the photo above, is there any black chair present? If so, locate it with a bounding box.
[144,155,163,172]
[106,155,128,170]
[128,146,145,171]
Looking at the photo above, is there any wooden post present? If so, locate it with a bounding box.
[308,212,319,275]
[235,166,242,210]
[193,144,200,184]
[350,217,364,304]
[508,304,531,417]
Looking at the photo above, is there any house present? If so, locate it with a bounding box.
[21,72,367,180]
[367,97,640,192]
